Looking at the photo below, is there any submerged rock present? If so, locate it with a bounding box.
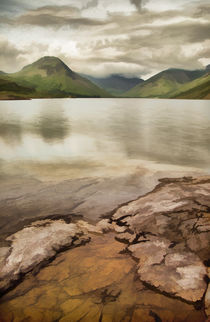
[112,176,210,310]
[0,234,206,322]
[0,218,112,295]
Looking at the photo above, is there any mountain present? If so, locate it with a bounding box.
[124,68,206,98]
[0,57,110,99]
[82,74,144,95]
[0,75,35,100]
[206,65,210,72]
[170,72,210,99]
[0,59,209,100]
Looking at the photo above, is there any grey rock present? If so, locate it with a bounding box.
[113,177,210,305]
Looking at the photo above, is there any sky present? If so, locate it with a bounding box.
[0,0,210,79]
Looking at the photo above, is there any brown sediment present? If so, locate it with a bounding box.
[0,233,206,322]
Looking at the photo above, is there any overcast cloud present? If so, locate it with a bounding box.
[0,0,209,78]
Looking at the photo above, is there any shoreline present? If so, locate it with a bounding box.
[0,175,209,320]
[1,96,210,101]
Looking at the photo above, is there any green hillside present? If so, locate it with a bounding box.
[0,75,35,100]
[0,57,110,99]
[0,59,209,100]
[170,73,210,99]
[124,68,205,98]
[82,74,144,95]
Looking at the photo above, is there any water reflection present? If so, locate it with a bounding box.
[0,113,22,145]
[109,103,143,158]
[0,104,71,147]
[108,101,210,168]
[32,105,70,143]
[0,98,209,170]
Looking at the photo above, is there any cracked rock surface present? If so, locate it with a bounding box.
[0,234,206,322]
[0,218,111,295]
[0,176,209,321]
[112,176,210,309]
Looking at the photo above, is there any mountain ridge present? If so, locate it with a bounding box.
[0,57,209,99]
[81,74,144,96]
[124,68,206,98]
[0,56,111,99]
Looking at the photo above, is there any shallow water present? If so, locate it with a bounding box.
[0,233,206,322]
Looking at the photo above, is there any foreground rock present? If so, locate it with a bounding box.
[0,234,206,322]
[112,176,210,312]
[0,218,111,295]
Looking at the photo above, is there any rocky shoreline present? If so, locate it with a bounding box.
[111,176,210,317]
[0,176,209,320]
[0,218,111,296]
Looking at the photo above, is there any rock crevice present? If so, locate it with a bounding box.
[111,176,210,316]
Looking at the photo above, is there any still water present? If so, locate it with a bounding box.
[0,98,210,172]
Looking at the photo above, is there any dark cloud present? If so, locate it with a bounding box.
[82,0,98,10]
[17,14,105,27]
[193,3,210,18]
[1,5,106,27]
[74,16,210,76]
[130,0,147,11]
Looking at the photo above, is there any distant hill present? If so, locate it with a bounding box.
[0,58,209,100]
[82,74,144,95]
[124,68,206,98]
[170,72,210,99]
[0,57,110,99]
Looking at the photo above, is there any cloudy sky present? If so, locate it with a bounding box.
[0,0,210,79]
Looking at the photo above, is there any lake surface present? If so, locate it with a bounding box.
[0,98,210,175]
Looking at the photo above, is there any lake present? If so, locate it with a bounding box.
[0,98,209,237]
[0,98,210,174]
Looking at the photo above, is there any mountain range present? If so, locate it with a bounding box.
[81,74,144,96]
[0,56,209,100]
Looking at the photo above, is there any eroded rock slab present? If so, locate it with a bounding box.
[112,176,210,307]
[0,218,111,295]
[0,234,206,322]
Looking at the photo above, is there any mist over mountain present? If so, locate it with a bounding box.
[81,74,144,96]
[0,57,209,100]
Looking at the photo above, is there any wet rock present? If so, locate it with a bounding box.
[116,232,136,244]
[76,219,112,234]
[112,222,127,233]
[0,219,98,294]
[139,250,206,302]
[0,234,205,322]
[205,268,210,318]
[96,219,113,232]
[128,237,170,264]
[205,284,210,318]
[112,176,210,304]
[0,247,10,269]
